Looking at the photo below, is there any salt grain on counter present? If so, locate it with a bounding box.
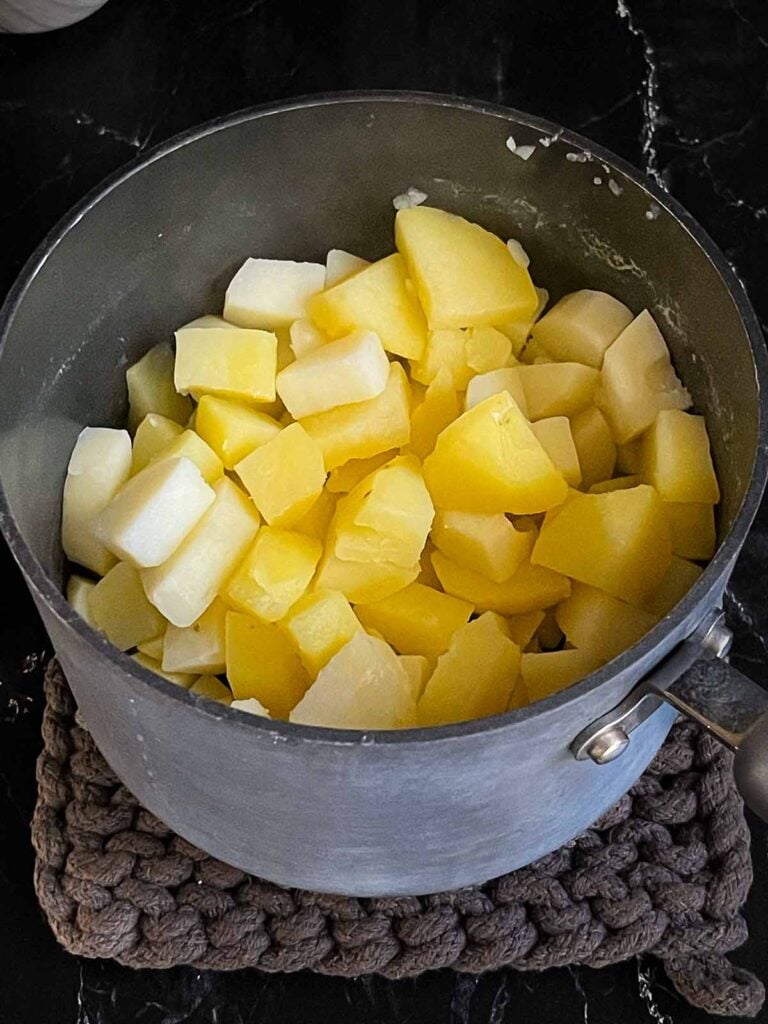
[593,176,603,186]
[608,179,624,197]
[645,203,661,220]
[392,187,428,211]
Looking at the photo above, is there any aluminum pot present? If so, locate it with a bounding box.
[1,93,767,897]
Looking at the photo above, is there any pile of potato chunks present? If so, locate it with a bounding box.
[62,205,720,729]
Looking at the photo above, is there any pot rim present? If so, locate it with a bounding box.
[1,89,767,746]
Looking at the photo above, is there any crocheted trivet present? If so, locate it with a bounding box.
[32,661,764,1017]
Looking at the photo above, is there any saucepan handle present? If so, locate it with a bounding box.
[570,608,768,821]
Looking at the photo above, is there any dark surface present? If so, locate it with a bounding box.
[1,1,767,1022]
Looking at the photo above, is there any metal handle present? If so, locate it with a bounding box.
[571,609,768,821]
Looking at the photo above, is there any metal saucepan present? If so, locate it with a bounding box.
[1,93,767,896]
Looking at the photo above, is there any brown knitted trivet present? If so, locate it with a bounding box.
[32,660,764,1017]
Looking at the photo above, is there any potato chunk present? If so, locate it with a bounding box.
[163,598,228,675]
[223,528,322,622]
[131,414,184,475]
[66,574,97,626]
[517,363,600,420]
[224,258,325,329]
[521,648,603,701]
[643,556,704,618]
[314,553,418,604]
[555,582,658,662]
[235,423,326,527]
[570,406,616,490]
[431,511,534,583]
[325,248,369,288]
[195,396,281,470]
[662,502,716,561]
[89,561,165,651]
[530,418,582,487]
[149,429,224,484]
[465,367,528,417]
[356,583,473,661]
[226,611,310,718]
[280,590,362,676]
[126,343,192,432]
[641,410,720,503]
[174,325,278,404]
[530,290,633,367]
[431,549,570,615]
[408,369,460,459]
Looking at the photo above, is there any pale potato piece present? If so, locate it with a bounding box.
[325,249,369,288]
[224,258,325,329]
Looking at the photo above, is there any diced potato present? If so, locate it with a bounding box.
[131,414,185,475]
[141,477,260,627]
[464,327,513,374]
[327,451,397,493]
[532,485,671,605]
[423,392,568,514]
[418,612,521,725]
[149,429,224,484]
[137,633,165,661]
[66,574,97,626]
[499,287,549,358]
[530,418,582,487]
[126,343,192,432]
[290,632,416,729]
[276,330,389,418]
[570,406,616,490]
[174,325,278,404]
[596,310,692,443]
[301,363,411,470]
[178,314,232,330]
[521,648,603,702]
[97,457,215,569]
[223,527,322,622]
[226,611,310,718]
[190,675,233,705]
[62,427,133,575]
[617,438,643,474]
[331,455,434,568]
[309,254,427,360]
[519,337,554,365]
[643,556,703,618]
[517,363,599,420]
[235,423,326,527]
[289,318,327,359]
[325,248,369,288]
[292,488,338,541]
[410,329,472,389]
[224,258,325,329]
[196,396,281,470]
[505,610,546,650]
[132,652,197,688]
[231,697,271,716]
[662,502,716,561]
[162,597,228,674]
[432,549,570,615]
[465,367,528,418]
[89,561,165,651]
[408,369,460,460]
[395,206,538,329]
[314,553,418,603]
[430,510,534,583]
[641,410,720,503]
[530,290,633,367]
[280,589,362,676]
[356,583,473,661]
[555,582,658,662]
[589,475,643,493]
[400,654,430,702]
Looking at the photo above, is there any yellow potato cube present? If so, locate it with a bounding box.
[431,549,571,615]
[327,450,398,493]
[521,648,603,702]
[662,502,716,561]
[174,325,278,403]
[410,329,473,389]
[190,675,233,705]
[464,367,529,418]
[223,527,322,622]
[89,561,165,651]
[66,574,97,626]
[280,589,362,676]
[301,363,411,470]
[97,457,216,569]
[62,427,133,576]
[395,206,538,329]
[132,652,197,688]
[162,598,228,674]
[505,610,546,650]
[196,395,281,470]
[141,477,260,627]
[149,429,224,484]
[325,248,369,288]
[643,556,704,618]
[131,414,185,475]
[418,612,521,725]
[276,329,390,418]
[570,406,617,490]
[555,582,658,662]
[532,485,671,605]
[314,553,418,603]
[292,488,338,541]
[530,290,634,367]
[641,410,720,503]
[588,475,644,493]
[400,655,431,702]
[465,327,513,374]
[290,632,416,729]
[356,582,473,661]
[126,343,192,432]
[517,363,600,420]
[530,418,582,487]
[430,510,534,583]
[137,633,165,661]
[596,310,691,443]
[616,438,643,474]
[289,317,327,359]
[309,253,427,360]
[226,610,310,718]
[423,392,568,514]
[408,369,460,460]
[235,423,326,527]
[223,258,325,329]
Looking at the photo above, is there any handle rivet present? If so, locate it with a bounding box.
[586,726,630,764]
[702,620,733,660]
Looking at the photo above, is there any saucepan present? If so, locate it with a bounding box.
[1,93,767,897]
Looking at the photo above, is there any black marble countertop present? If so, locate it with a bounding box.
[2,1,768,1022]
